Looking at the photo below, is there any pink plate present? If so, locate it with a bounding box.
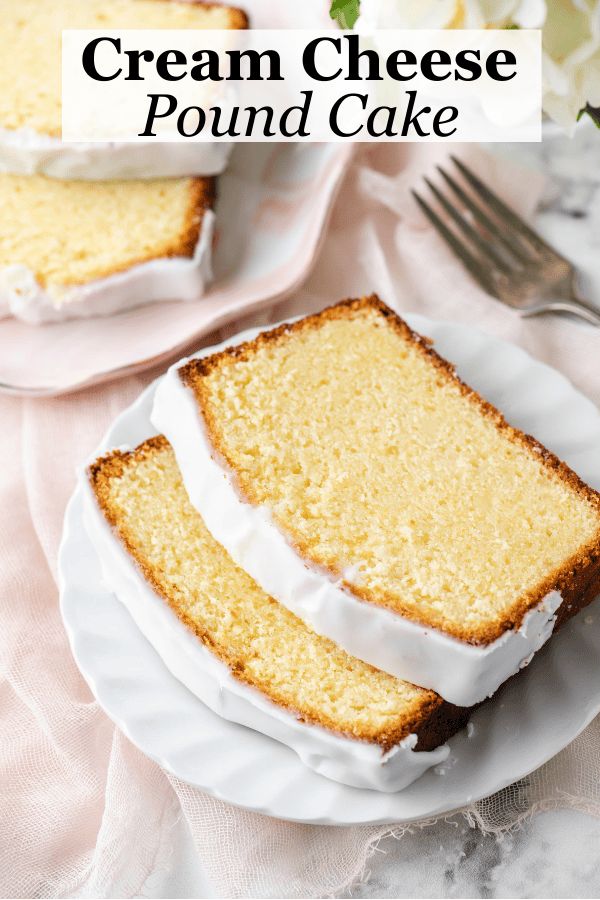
[0,143,352,396]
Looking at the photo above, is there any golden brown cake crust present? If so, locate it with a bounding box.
[180,294,600,647]
[164,177,216,263]
[154,0,249,30]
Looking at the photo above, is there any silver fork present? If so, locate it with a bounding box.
[412,156,600,328]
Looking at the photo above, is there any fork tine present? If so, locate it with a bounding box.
[450,156,562,260]
[423,176,512,273]
[411,189,499,297]
[436,165,532,265]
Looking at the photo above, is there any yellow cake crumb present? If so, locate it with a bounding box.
[185,297,600,644]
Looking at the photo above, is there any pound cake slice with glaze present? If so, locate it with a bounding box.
[152,295,600,707]
[0,0,247,180]
[84,436,471,791]
[0,174,214,324]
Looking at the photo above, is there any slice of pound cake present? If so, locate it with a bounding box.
[0,0,247,179]
[0,174,214,324]
[85,436,471,791]
[152,295,600,706]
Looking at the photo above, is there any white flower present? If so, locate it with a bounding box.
[354,0,600,128]
[541,0,600,129]
[356,0,467,29]
[355,0,546,29]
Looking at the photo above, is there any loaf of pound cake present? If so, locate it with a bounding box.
[85,436,471,791]
[0,174,214,324]
[0,0,247,180]
[152,295,600,706]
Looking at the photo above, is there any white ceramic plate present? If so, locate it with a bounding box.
[0,143,352,397]
[59,314,600,825]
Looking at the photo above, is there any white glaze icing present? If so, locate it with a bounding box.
[81,468,450,792]
[151,338,564,709]
[0,128,231,180]
[0,210,214,325]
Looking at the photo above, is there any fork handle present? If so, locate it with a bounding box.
[522,298,600,328]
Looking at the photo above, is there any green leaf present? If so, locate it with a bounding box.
[330,0,360,29]
[579,103,600,129]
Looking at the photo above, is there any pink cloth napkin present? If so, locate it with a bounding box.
[2,143,600,899]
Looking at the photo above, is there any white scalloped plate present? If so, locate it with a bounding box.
[59,314,600,825]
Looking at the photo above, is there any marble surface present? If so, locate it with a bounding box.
[346,810,600,898]
[490,118,600,310]
[146,124,600,900]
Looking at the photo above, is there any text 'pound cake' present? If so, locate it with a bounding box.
[0,174,214,324]
[84,436,472,791]
[153,295,600,707]
[0,0,247,180]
